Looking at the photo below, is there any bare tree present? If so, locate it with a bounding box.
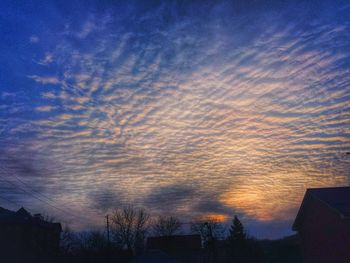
[191,219,225,263]
[152,215,181,236]
[111,206,150,253]
[82,230,108,252]
[60,225,79,255]
[190,219,225,247]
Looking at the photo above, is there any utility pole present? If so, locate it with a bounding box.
[105,214,110,244]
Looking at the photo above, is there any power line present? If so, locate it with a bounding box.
[0,195,22,207]
[0,158,121,228]
[0,173,93,225]
[0,177,70,215]
[5,173,89,218]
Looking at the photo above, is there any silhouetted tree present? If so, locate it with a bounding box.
[111,206,149,254]
[191,218,225,262]
[227,216,246,263]
[227,216,264,263]
[59,228,133,263]
[152,215,181,236]
[82,231,108,252]
[60,225,79,255]
[191,219,225,246]
[228,216,246,242]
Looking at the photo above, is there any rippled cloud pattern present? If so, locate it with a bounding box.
[0,0,349,238]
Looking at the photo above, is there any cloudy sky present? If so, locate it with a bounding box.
[0,0,349,238]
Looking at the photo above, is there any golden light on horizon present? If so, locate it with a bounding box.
[197,214,229,222]
[220,171,349,222]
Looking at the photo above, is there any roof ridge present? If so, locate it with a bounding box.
[293,187,350,231]
[307,186,350,191]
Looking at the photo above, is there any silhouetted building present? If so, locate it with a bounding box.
[0,206,62,262]
[293,187,350,263]
[131,249,182,263]
[147,235,202,263]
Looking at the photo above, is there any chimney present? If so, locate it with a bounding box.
[33,213,44,221]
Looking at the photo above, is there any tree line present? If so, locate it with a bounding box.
[59,205,301,263]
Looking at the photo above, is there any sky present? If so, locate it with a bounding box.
[0,0,350,239]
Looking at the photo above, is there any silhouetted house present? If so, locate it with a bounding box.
[131,249,182,263]
[293,187,350,263]
[0,206,62,262]
[147,235,202,263]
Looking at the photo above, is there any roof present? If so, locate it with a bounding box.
[0,206,62,232]
[292,186,350,231]
[130,250,182,263]
[0,207,14,217]
[147,235,202,250]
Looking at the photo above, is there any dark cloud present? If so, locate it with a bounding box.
[87,188,124,213]
[192,195,233,216]
[143,184,196,213]
[144,184,234,218]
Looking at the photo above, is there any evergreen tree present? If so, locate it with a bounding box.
[227,216,247,263]
[226,216,265,263]
[228,216,246,241]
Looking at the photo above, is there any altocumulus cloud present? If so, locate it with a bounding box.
[0,0,349,238]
